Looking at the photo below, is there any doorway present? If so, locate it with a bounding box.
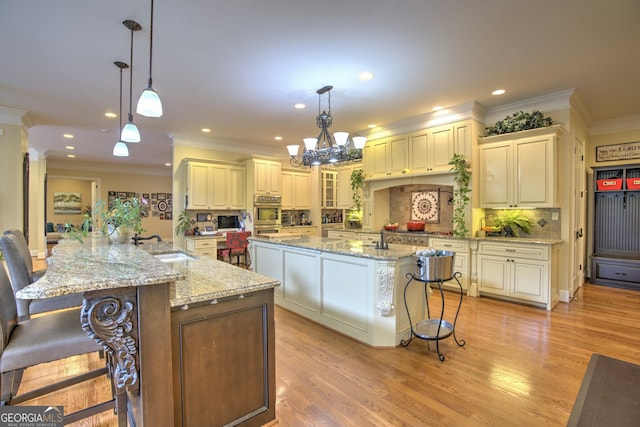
[571,134,586,297]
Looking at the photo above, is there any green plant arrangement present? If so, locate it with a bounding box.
[66,197,145,243]
[492,209,533,237]
[175,210,193,235]
[484,110,553,136]
[448,154,471,237]
[350,168,365,212]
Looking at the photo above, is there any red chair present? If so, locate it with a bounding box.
[217,231,251,266]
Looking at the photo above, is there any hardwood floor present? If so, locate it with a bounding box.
[19,259,640,426]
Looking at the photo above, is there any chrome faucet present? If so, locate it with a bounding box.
[375,229,389,250]
[133,234,163,246]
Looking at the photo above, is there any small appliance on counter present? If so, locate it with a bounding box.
[199,226,217,236]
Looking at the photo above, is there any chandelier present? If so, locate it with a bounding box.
[287,85,367,167]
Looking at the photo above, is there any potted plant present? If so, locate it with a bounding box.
[492,209,533,237]
[95,197,145,243]
[350,168,364,212]
[448,154,471,237]
[175,210,193,236]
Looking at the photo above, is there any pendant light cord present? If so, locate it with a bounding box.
[148,0,154,86]
[128,28,134,121]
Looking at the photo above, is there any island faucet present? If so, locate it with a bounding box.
[133,234,163,246]
[375,229,389,250]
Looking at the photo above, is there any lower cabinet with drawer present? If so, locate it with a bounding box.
[591,256,640,290]
[185,237,218,259]
[429,238,470,292]
[477,241,560,310]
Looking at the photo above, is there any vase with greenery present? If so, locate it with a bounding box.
[492,210,533,237]
[448,154,471,237]
[175,210,193,236]
[96,197,145,243]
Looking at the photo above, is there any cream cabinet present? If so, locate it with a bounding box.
[327,230,357,239]
[477,240,559,310]
[252,159,281,195]
[279,226,318,236]
[186,162,245,210]
[185,237,218,259]
[336,164,361,209]
[408,124,456,174]
[321,171,337,208]
[363,135,408,178]
[428,238,469,291]
[281,171,311,210]
[478,126,562,208]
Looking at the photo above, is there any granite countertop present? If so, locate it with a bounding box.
[251,235,421,260]
[356,229,562,245]
[17,236,280,308]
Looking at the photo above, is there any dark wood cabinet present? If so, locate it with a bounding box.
[591,164,640,289]
[171,289,275,427]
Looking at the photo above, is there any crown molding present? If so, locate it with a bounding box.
[360,101,486,140]
[169,133,285,159]
[46,157,172,177]
[484,89,575,124]
[589,114,640,136]
[0,106,32,127]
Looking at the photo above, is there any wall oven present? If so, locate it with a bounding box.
[253,195,281,227]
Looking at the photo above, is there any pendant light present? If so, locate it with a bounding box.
[136,0,162,117]
[121,20,142,142]
[113,61,130,157]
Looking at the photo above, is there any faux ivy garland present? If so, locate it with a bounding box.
[484,110,553,136]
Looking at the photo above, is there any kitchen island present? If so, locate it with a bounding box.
[17,236,280,427]
[249,235,427,347]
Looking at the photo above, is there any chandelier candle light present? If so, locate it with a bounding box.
[121,19,142,143]
[287,85,367,167]
[113,61,130,157]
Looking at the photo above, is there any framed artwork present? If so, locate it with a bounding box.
[411,191,440,223]
[53,192,82,214]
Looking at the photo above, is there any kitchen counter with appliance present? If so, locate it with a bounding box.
[18,236,279,426]
[250,235,427,347]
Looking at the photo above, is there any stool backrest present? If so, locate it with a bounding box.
[0,264,18,355]
[226,231,251,250]
[3,230,33,275]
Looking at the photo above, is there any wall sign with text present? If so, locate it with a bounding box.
[596,141,640,162]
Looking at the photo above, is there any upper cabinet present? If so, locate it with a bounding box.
[478,125,562,208]
[363,120,475,180]
[336,164,361,209]
[251,159,281,195]
[363,135,408,178]
[282,171,311,210]
[186,161,245,210]
[321,170,337,208]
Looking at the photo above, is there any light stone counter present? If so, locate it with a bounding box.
[250,235,423,261]
[17,235,280,309]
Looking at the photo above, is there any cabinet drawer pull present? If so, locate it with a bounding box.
[505,249,516,252]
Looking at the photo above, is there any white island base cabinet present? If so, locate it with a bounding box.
[477,241,560,310]
[251,240,424,347]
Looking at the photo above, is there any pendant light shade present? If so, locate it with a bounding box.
[114,61,130,157]
[122,20,142,142]
[113,141,130,157]
[137,0,162,117]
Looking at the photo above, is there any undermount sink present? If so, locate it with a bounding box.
[154,252,195,263]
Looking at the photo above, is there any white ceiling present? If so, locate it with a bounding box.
[2,1,640,170]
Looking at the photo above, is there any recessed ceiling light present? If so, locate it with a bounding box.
[433,106,443,111]
[359,71,374,80]
[368,124,377,129]
[201,128,211,133]
[63,134,74,139]
[105,112,117,118]
[65,146,75,150]
[165,163,171,167]
[67,154,75,158]
[274,136,283,141]
[294,103,306,109]
[492,89,506,96]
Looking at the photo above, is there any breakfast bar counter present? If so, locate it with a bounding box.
[17,236,280,427]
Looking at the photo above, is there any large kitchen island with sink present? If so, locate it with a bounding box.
[249,235,428,347]
[17,236,280,427]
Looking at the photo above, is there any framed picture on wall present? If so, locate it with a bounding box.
[53,192,82,214]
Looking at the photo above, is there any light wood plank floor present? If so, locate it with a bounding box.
[18,260,640,426]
